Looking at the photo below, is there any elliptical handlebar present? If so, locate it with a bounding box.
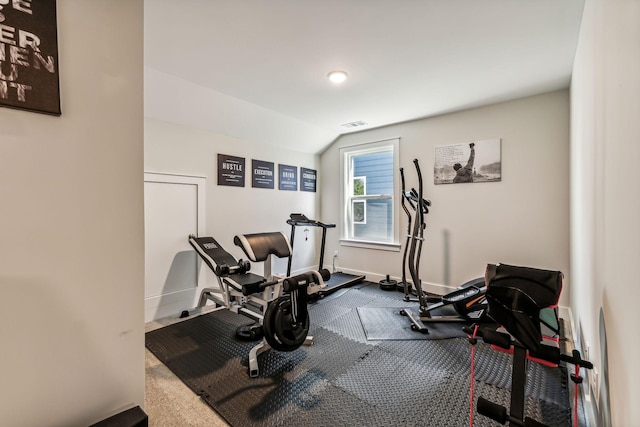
[406,158,431,314]
[413,159,425,220]
[401,169,431,214]
[407,189,430,213]
[400,167,408,208]
[399,167,412,296]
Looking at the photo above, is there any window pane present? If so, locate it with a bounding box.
[353,200,365,223]
[353,198,392,241]
[353,177,365,196]
[353,151,394,195]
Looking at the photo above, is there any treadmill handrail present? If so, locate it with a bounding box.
[286,218,336,228]
[286,213,333,275]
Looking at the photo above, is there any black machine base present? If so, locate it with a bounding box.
[322,271,365,295]
[235,323,264,341]
[286,213,365,297]
[400,304,485,335]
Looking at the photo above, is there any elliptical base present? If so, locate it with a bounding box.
[400,308,429,333]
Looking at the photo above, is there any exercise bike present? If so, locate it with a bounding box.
[398,159,488,333]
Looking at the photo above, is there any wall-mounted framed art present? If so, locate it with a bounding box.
[0,0,61,115]
[278,164,298,191]
[434,138,502,185]
[300,167,317,192]
[218,154,245,187]
[252,159,275,189]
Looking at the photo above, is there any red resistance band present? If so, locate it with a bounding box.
[467,325,479,427]
[467,328,588,427]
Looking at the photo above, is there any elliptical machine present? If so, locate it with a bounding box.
[399,159,488,333]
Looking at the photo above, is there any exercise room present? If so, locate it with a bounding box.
[2,1,638,426]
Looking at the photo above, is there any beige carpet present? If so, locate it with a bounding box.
[145,348,229,426]
[145,308,230,427]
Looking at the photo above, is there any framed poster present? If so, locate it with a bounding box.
[300,167,317,192]
[0,0,61,115]
[434,138,502,185]
[217,154,245,187]
[278,164,297,191]
[252,159,274,189]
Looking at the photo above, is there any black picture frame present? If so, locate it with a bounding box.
[300,167,317,192]
[252,159,275,189]
[278,164,298,191]
[217,154,246,187]
[0,0,61,116]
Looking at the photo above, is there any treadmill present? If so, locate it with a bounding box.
[286,213,365,296]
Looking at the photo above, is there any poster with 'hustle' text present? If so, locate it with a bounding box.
[218,154,246,187]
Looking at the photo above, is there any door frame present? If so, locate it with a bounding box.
[143,172,207,321]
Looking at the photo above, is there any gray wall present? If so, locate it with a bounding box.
[570,0,640,424]
[144,118,321,276]
[0,2,144,426]
[320,90,571,306]
[7,1,635,424]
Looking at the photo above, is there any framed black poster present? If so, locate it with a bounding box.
[0,0,61,115]
[301,167,317,193]
[218,154,245,187]
[278,164,297,191]
[252,159,274,189]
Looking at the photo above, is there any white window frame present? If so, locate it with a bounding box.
[339,138,401,251]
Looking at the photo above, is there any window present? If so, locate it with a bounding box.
[340,138,400,250]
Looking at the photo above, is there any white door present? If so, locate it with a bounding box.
[144,173,206,322]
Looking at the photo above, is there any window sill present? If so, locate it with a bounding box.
[340,239,401,252]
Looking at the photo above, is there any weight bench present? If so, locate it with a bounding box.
[482,264,562,368]
[466,264,591,427]
[188,232,329,377]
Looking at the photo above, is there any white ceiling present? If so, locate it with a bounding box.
[144,0,585,154]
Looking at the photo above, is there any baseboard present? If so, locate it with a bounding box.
[90,406,148,427]
[338,269,466,295]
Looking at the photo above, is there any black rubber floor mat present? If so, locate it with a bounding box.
[323,271,364,289]
[357,306,472,339]
[146,283,573,427]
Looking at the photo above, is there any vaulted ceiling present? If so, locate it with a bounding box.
[144,0,585,154]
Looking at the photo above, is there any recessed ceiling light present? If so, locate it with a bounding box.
[327,70,348,84]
